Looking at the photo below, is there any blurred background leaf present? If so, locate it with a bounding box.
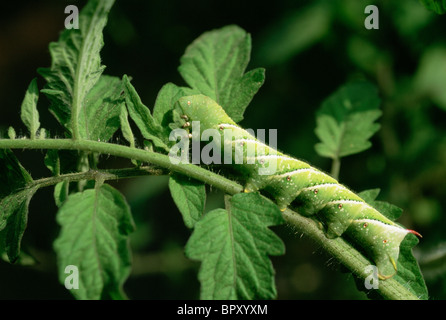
[314,81,381,178]
[419,0,446,14]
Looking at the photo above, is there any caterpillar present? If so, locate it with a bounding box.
[172,94,421,280]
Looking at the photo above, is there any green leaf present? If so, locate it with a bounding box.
[79,75,125,141]
[38,0,115,139]
[0,149,33,199]
[414,46,446,111]
[119,102,135,149]
[54,181,70,208]
[178,25,265,123]
[393,235,429,300]
[417,242,446,282]
[44,150,60,176]
[255,1,331,66]
[119,102,140,166]
[314,81,382,159]
[20,78,40,139]
[358,189,403,221]
[419,0,446,14]
[357,188,380,204]
[53,184,135,300]
[0,245,37,266]
[153,82,197,139]
[347,36,389,75]
[0,189,38,263]
[185,192,285,299]
[168,174,206,229]
[122,75,169,152]
[44,149,86,205]
[7,127,16,140]
[0,149,37,263]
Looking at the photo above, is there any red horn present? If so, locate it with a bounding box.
[407,229,422,238]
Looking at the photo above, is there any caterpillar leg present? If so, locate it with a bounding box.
[243,177,265,194]
[243,178,292,211]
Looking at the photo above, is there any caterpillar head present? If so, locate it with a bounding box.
[174,95,236,135]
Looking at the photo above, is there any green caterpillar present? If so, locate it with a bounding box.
[172,94,421,280]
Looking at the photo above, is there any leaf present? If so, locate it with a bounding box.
[152,82,197,139]
[0,149,37,263]
[393,235,429,300]
[122,75,169,152]
[20,78,40,139]
[168,174,206,229]
[119,102,135,149]
[54,181,70,208]
[185,192,285,299]
[347,36,389,75]
[44,149,60,176]
[418,242,446,281]
[358,188,403,221]
[255,1,331,66]
[38,0,115,138]
[53,184,135,300]
[38,128,47,139]
[414,46,446,111]
[314,81,382,159]
[0,189,38,263]
[79,75,125,141]
[419,0,446,14]
[44,149,90,205]
[7,127,16,140]
[119,102,140,166]
[178,25,265,123]
[0,149,33,199]
[0,244,37,266]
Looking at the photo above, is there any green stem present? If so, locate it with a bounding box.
[331,156,341,180]
[27,166,165,190]
[0,138,419,300]
[0,139,242,195]
[71,92,81,140]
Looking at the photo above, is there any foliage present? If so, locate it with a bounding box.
[185,193,285,299]
[419,0,446,14]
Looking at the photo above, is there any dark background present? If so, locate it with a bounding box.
[0,0,445,299]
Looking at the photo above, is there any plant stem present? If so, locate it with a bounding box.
[71,92,81,141]
[27,166,166,190]
[0,139,243,195]
[331,156,341,180]
[0,138,419,300]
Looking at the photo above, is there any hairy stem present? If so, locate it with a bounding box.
[0,139,243,195]
[27,166,166,190]
[0,138,419,300]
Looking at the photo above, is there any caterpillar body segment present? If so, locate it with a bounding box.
[348,219,410,279]
[174,94,419,279]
